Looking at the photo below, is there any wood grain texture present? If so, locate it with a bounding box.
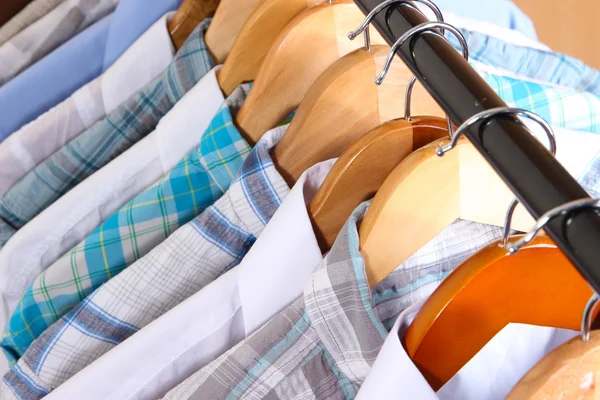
[168,0,220,50]
[513,0,600,69]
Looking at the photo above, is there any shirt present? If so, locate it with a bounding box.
[163,123,600,399]
[0,17,214,244]
[48,160,335,400]
[357,300,578,400]
[0,0,64,44]
[0,12,175,202]
[2,123,292,400]
[0,83,252,365]
[0,67,224,331]
[0,0,118,86]
[433,0,537,40]
[0,0,35,29]
[0,0,182,141]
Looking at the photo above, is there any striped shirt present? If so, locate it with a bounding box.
[0,125,291,400]
[0,17,214,243]
[0,84,252,365]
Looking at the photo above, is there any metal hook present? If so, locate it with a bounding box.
[505,198,600,255]
[436,108,556,157]
[348,0,444,51]
[375,22,468,85]
[582,294,599,342]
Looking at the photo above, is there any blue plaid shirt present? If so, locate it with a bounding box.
[0,84,253,365]
[0,18,214,243]
[1,124,291,400]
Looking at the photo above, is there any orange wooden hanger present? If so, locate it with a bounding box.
[232,0,389,144]
[308,77,450,252]
[216,0,327,96]
[358,108,556,287]
[169,0,221,50]
[508,295,600,400]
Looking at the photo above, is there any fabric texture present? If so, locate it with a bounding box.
[0,12,175,206]
[0,0,64,45]
[0,67,224,335]
[161,204,498,399]
[0,0,118,86]
[451,29,600,95]
[1,124,290,400]
[0,0,35,30]
[0,83,251,365]
[46,160,333,400]
[0,18,213,243]
[0,0,182,142]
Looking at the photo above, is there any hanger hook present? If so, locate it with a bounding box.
[505,198,600,255]
[582,294,599,342]
[348,0,444,52]
[375,22,468,85]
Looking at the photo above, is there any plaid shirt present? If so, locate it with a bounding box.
[0,219,14,249]
[452,29,600,96]
[0,0,65,45]
[0,125,291,400]
[0,18,214,236]
[0,83,253,365]
[0,0,117,85]
[160,204,505,399]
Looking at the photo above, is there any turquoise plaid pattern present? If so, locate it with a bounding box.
[0,18,214,240]
[450,29,600,95]
[0,84,253,364]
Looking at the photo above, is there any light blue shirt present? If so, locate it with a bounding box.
[435,0,537,40]
[0,0,182,142]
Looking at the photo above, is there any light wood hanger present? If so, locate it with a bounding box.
[169,0,221,50]
[358,137,544,288]
[203,0,264,63]
[216,0,327,96]
[270,45,445,188]
[404,235,595,390]
[308,89,449,252]
[233,0,392,144]
[508,331,600,399]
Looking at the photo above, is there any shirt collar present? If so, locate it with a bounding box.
[164,17,215,104]
[198,83,252,193]
[238,159,336,336]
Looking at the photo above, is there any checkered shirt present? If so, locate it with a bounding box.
[451,29,600,95]
[0,83,252,365]
[0,0,117,85]
[160,203,506,399]
[0,124,291,400]
[0,18,214,235]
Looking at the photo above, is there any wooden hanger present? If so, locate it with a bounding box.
[308,115,449,252]
[169,0,221,50]
[507,331,600,399]
[269,45,445,188]
[233,0,393,144]
[358,137,544,288]
[403,234,595,390]
[216,0,327,96]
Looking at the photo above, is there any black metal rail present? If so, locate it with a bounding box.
[353,0,600,292]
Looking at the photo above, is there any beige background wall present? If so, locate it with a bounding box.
[513,0,600,69]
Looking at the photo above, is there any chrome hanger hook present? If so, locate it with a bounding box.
[436,108,556,157]
[582,294,599,342]
[505,198,600,255]
[375,22,468,85]
[348,0,444,51]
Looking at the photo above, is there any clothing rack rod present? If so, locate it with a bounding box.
[353,0,600,293]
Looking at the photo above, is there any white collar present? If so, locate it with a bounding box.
[238,159,336,335]
[358,297,578,400]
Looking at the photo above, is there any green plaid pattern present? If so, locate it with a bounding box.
[0,18,214,234]
[0,84,253,364]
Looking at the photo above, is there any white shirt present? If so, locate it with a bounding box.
[0,66,225,349]
[48,159,335,400]
[0,12,175,199]
[357,297,578,399]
